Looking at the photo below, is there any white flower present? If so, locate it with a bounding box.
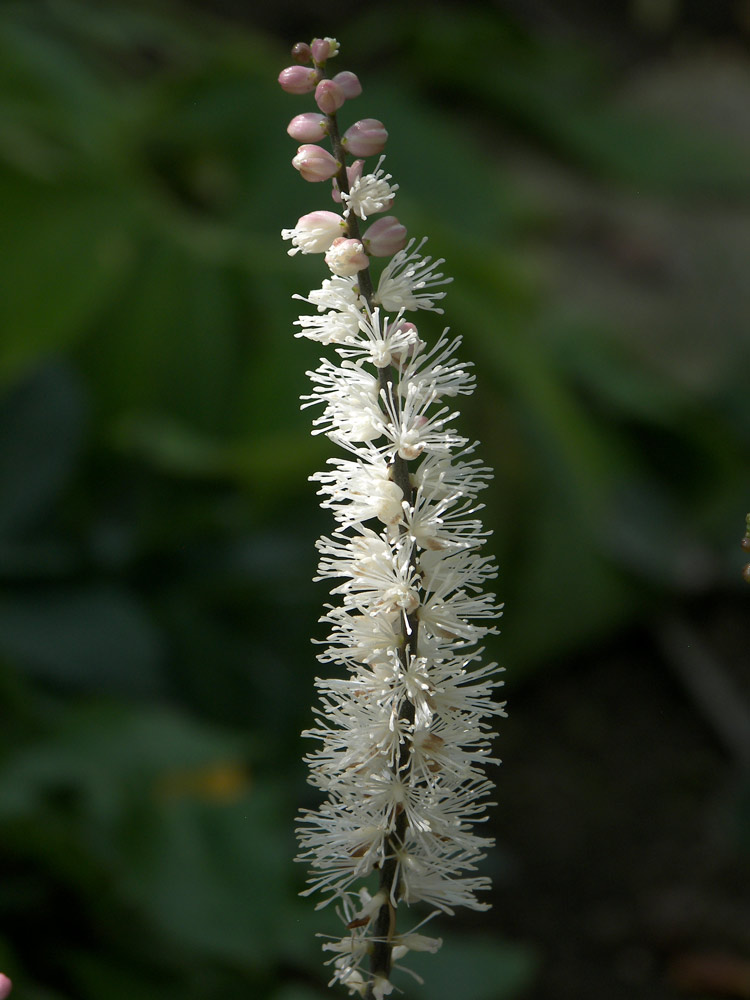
[295,275,362,313]
[325,238,369,277]
[379,378,468,461]
[404,487,488,552]
[393,932,443,956]
[342,155,399,220]
[397,331,475,399]
[372,976,393,1000]
[315,529,421,616]
[302,358,384,444]
[294,305,361,346]
[413,450,493,502]
[282,210,345,255]
[312,454,405,527]
[374,238,453,313]
[325,306,422,369]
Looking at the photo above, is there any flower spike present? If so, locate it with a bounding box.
[280,37,504,999]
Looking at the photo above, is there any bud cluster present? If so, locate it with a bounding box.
[280,37,504,1000]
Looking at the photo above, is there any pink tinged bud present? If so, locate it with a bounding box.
[287,112,328,142]
[391,320,418,338]
[292,144,340,182]
[291,42,312,64]
[342,119,388,157]
[278,65,320,95]
[362,216,407,256]
[311,37,339,64]
[315,79,345,114]
[388,320,423,365]
[331,160,364,203]
[0,974,11,999]
[332,71,362,98]
[325,237,369,277]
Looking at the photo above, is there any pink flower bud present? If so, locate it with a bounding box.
[311,37,339,64]
[292,144,340,182]
[278,65,320,95]
[390,321,424,367]
[332,71,362,98]
[325,237,369,277]
[390,319,419,339]
[332,160,364,203]
[342,119,388,157]
[362,216,407,256]
[287,112,328,142]
[0,974,11,1000]
[315,80,345,115]
[291,42,312,64]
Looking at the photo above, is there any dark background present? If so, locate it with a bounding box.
[1,1,749,998]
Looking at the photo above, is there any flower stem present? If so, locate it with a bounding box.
[325,108,375,303]
[326,103,421,997]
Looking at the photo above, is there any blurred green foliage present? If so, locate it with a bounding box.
[1,1,749,997]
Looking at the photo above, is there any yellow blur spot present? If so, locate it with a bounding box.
[156,762,251,802]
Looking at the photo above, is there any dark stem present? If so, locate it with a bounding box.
[324,95,419,997]
[325,109,374,303]
[364,377,419,997]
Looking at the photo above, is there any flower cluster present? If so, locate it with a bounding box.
[280,37,504,999]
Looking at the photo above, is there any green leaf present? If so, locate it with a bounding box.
[0,585,164,695]
[406,935,539,1000]
[0,701,245,823]
[270,987,327,1000]
[62,953,183,1000]
[119,782,294,967]
[82,244,239,434]
[406,7,750,198]
[0,361,84,535]
[0,175,133,386]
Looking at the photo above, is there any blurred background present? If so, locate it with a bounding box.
[1,1,749,998]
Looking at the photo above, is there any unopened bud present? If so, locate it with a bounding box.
[0,974,11,999]
[390,320,418,338]
[325,237,369,277]
[332,71,362,98]
[342,119,387,157]
[311,37,339,64]
[362,216,407,256]
[287,112,328,142]
[291,42,312,64]
[389,320,423,366]
[278,65,320,95]
[292,144,340,182]
[315,79,346,114]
